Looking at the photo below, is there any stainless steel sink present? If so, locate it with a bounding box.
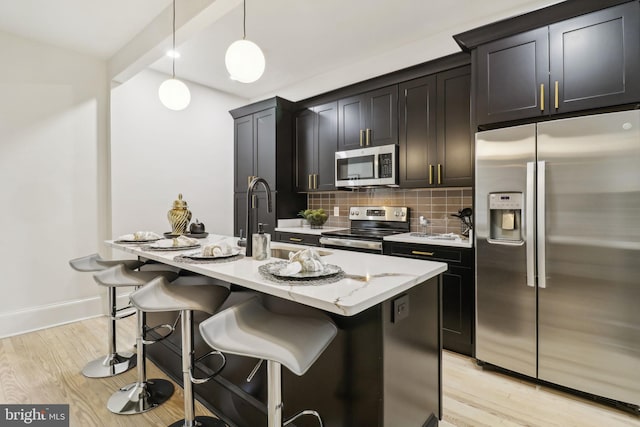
[270,247,332,260]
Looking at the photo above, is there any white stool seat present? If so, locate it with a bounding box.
[93,264,178,287]
[129,275,229,315]
[199,296,337,376]
[69,253,142,272]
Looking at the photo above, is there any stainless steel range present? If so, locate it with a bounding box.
[319,206,409,253]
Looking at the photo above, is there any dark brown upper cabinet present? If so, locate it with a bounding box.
[338,85,398,150]
[295,101,338,192]
[399,66,472,188]
[233,108,277,192]
[476,1,640,126]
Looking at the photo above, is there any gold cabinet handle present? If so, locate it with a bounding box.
[313,174,317,189]
[308,174,312,190]
[247,175,252,188]
[359,129,364,147]
[412,250,434,256]
[428,165,433,185]
[540,84,545,112]
[251,194,257,209]
[554,80,559,109]
[437,164,442,185]
[289,237,303,242]
[366,128,371,146]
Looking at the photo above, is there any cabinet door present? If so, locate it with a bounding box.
[295,108,315,192]
[398,75,437,188]
[550,2,640,114]
[476,27,549,125]
[234,115,254,192]
[442,266,474,356]
[315,101,338,191]
[437,66,473,187]
[338,94,366,150]
[254,108,277,190]
[365,85,398,147]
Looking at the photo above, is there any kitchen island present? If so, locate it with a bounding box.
[108,235,447,427]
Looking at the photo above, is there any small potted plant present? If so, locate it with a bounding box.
[298,208,328,229]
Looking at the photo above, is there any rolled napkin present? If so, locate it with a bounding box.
[172,235,199,247]
[280,248,326,275]
[133,231,162,241]
[202,241,234,257]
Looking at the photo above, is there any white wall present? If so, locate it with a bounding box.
[110,69,246,240]
[0,30,110,337]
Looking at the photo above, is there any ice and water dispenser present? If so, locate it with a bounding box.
[488,192,524,243]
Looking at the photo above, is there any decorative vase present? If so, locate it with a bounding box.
[167,193,192,235]
[310,223,324,229]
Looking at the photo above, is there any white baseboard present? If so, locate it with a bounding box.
[0,291,130,339]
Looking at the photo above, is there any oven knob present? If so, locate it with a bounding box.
[355,211,360,216]
[401,211,406,217]
[394,211,399,217]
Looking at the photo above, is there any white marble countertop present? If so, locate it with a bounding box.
[106,234,447,317]
[384,232,473,248]
[274,226,345,235]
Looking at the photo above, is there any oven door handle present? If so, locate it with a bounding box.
[319,237,382,251]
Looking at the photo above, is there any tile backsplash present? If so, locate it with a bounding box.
[307,187,473,234]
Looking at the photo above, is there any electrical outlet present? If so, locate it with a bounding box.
[393,295,409,323]
[334,206,340,216]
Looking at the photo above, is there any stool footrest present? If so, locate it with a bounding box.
[191,350,226,384]
[284,409,324,427]
[142,313,180,344]
[113,305,136,320]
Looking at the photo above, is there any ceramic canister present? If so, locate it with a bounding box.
[167,193,192,235]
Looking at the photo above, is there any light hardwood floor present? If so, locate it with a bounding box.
[0,317,638,427]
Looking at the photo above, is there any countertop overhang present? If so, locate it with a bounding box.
[107,235,447,316]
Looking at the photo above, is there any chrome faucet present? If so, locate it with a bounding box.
[246,177,273,257]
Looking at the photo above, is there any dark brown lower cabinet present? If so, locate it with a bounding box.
[383,241,475,356]
[274,231,321,246]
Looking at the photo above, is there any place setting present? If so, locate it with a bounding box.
[142,235,201,251]
[114,231,163,244]
[174,240,244,264]
[259,248,344,286]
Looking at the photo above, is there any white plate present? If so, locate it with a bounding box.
[183,249,241,260]
[264,262,342,280]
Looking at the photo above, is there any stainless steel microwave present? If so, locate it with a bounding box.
[335,144,398,188]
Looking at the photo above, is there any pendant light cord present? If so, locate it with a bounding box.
[243,0,247,40]
[172,0,176,78]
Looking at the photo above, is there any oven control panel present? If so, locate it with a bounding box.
[348,206,408,222]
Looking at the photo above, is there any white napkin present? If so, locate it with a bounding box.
[202,241,234,257]
[280,248,326,275]
[117,231,161,241]
[172,235,199,247]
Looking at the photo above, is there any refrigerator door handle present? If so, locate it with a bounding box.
[537,160,547,288]
[526,162,536,287]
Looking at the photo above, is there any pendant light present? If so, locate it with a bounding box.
[158,0,191,111]
[225,0,265,83]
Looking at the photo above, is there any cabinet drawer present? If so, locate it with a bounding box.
[383,242,472,266]
[274,232,321,247]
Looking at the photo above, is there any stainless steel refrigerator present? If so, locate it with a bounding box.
[475,109,640,408]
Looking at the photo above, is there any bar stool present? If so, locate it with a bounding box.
[198,296,337,427]
[93,264,179,415]
[129,274,230,427]
[69,253,144,378]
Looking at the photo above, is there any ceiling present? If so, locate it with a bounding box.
[0,0,564,102]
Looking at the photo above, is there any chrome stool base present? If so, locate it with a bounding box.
[168,416,228,427]
[107,379,174,415]
[82,351,136,378]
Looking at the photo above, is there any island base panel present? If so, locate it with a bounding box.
[146,277,441,427]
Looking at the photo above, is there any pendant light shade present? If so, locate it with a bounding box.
[225,39,265,83]
[158,78,191,111]
[159,0,190,111]
[225,0,265,83]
